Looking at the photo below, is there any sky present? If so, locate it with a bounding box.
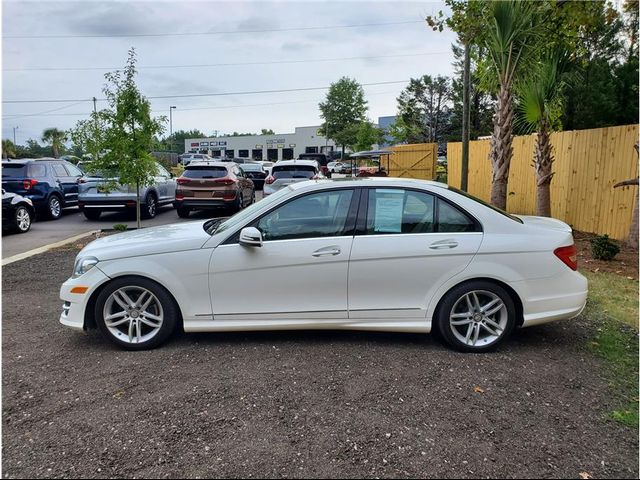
[2,0,457,145]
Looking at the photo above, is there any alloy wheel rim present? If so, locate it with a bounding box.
[50,198,61,217]
[449,290,508,347]
[147,197,156,216]
[103,286,164,344]
[16,207,30,231]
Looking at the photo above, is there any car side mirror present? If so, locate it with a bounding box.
[239,227,263,247]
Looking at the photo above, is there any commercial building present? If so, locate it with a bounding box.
[185,126,337,162]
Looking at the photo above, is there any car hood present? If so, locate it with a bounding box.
[516,215,572,233]
[79,221,211,261]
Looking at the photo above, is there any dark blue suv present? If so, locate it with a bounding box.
[1,158,84,220]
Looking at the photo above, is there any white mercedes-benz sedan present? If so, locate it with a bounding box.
[60,178,588,352]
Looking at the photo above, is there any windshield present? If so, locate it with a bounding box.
[272,165,316,179]
[183,166,227,178]
[208,187,292,235]
[449,186,523,224]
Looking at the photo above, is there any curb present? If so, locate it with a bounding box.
[2,230,100,266]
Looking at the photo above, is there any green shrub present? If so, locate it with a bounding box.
[590,234,620,261]
[113,224,128,232]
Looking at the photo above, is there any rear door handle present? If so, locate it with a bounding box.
[312,246,341,257]
[429,240,458,250]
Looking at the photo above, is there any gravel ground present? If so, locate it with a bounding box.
[2,246,638,479]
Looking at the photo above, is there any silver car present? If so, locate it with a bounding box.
[78,162,176,220]
[263,160,322,196]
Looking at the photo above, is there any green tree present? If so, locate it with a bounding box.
[484,0,539,210]
[160,129,206,153]
[42,128,67,158]
[68,112,109,162]
[2,139,17,159]
[260,129,275,135]
[88,48,166,228]
[517,48,573,217]
[319,77,367,158]
[352,121,385,152]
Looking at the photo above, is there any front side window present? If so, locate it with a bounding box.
[256,189,354,241]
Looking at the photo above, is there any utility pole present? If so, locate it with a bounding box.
[92,96,97,114]
[461,43,471,192]
[169,106,176,152]
[13,126,18,144]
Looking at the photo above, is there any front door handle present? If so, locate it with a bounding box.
[312,246,341,257]
[429,240,458,249]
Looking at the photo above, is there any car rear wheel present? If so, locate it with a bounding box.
[436,281,516,353]
[14,206,32,233]
[46,195,62,220]
[177,207,190,218]
[95,276,178,350]
[142,193,157,219]
[83,209,102,221]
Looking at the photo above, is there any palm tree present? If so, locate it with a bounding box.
[2,139,17,159]
[42,128,67,158]
[517,48,572,217]
[485,0,538,210]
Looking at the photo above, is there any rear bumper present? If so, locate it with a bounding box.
[174,198,235,209]
[79,200,137,211]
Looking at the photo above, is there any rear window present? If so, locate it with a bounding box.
[298,154,327,165]
[240,164,263,172]
[183,166,228,178]
[2,163,28,177]
[272,165,317,179]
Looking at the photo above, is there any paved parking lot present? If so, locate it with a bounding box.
[2,192,264,259]
[1,243,637,479]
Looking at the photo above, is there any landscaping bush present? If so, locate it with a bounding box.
[590,234,620,261]
[113,224,128,232]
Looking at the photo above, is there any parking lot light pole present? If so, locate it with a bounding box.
[13,126,18,144]
[169,106,176,152]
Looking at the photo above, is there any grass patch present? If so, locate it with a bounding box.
[583,270,639,427]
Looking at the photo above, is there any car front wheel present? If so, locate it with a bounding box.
[95,276,178,350]
[436,281,516,353]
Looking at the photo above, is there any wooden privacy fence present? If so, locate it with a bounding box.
[385,143,438,180]
[447,124,639,240]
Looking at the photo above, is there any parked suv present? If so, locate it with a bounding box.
[1,158,84,220]
[174,161,255,217]
[263,159,322,196]
[78,162,176,220]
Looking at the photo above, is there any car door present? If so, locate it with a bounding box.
[52,162,79,206]
[348,187,483,319]
[209,188,358,320]
[154,163,174,203]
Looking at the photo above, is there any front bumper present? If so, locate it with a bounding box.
[59,265,111,332]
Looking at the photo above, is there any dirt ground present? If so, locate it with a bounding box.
[1,246,638,479]
[574,231,639,280]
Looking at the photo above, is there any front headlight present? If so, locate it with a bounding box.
[72,256,99,278]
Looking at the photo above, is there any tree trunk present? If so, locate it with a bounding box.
[136,180,141,230]
[53,144,59,158]
[489,82,514,210]
[461,43,471,192]
[628,188,639,249]
[534,118,554,217]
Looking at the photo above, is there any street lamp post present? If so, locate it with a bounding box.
[13,126,18,144]
[169,106,176,152]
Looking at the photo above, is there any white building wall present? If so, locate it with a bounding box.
[184,126,337,162]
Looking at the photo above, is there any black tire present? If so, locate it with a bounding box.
[94,276,179,351]
[46,194,63,220]
[13,205,32,233]
[83,209,102,221]
[142,193,157,219]
[250,190,256,205]
[177,207,190,218]
[233,193,244,213]
[436,280,516,353]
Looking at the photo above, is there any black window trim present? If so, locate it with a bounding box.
[221,186,362,245]
[355,186,482,236]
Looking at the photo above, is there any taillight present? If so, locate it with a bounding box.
[23,179,38,190]
[175,193,184,200]
[78,177,87,184]
[214,177,235,186]
[265,175,275,185]
[554,244,578,271]
[176,178,190,185]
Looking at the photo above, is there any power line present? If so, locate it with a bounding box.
[3,79,410,104]
[3,20,425,39]
[5,51,448,73]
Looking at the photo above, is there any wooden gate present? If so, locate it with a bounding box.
[386,143,438,180]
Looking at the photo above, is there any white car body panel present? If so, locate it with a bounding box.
[60,178,588,339]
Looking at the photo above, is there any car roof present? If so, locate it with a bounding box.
[273,160,318,167]
[186,161,231,168]
[2,158,56,164]
[288,177,449,191]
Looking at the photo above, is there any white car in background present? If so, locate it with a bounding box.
[179,153,212,166]
[60,178,587,352]
[263,159,322,196]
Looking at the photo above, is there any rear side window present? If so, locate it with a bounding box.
[52,164,68,177]
[272,165,316,179]
[183,167,228,179]
[438,201,476,232]
[29,164,47,177]
[64,162,83,177]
